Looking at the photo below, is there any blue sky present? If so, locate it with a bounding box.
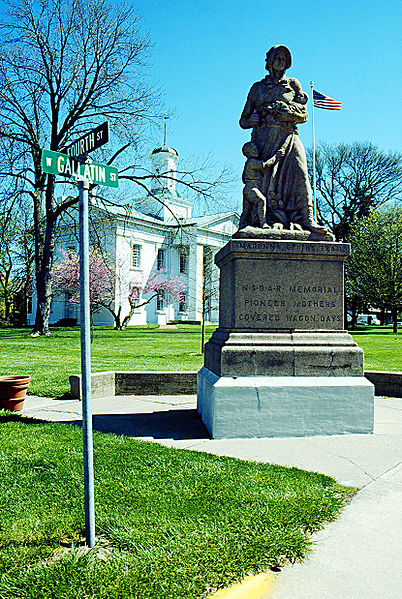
[134,0,401,209]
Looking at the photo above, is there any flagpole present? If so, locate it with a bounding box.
[310,81,317,221]
[163,114,168,145]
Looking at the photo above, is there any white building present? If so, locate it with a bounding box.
[29,145,239,327]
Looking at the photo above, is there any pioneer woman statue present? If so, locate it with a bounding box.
[239,44,327,235]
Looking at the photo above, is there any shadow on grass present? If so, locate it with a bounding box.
[0,413,49,425]
[63,409,210,441]
[1,408,210,440]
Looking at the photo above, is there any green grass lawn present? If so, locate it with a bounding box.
[0,414,355,599]
[0,325,211,397]
[350,325,402,371]
[0,324,400,397]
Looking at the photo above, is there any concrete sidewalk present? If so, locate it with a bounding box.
[22,393,402,598]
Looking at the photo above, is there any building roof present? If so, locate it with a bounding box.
[91,198,238,230]
[188,212,239,227]
[151,145,178,156]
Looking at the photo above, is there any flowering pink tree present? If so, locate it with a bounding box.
[52,249,115,317]
[53,250,185,329]
[121,269,186,329]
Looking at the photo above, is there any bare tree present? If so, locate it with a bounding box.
[126,152,237,219]
[0,0,159,335]
[0,138,34,324]
[0,0,236,336]
[0,206,14,322]
[0,202,34,324]
[307,142,402,241]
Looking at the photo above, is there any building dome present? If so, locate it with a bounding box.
[151,145,178,156]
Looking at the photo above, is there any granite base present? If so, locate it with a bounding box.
[197,367,374,439]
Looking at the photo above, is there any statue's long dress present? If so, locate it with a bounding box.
[240,76,313,228]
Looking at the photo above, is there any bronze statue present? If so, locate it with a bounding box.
[239,45,327,235]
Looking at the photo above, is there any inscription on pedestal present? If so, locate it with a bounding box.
[236,240,349,256]
[217,240,348,331]
[238,281,342,328]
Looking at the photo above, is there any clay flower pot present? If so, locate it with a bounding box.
[0,376,31,412]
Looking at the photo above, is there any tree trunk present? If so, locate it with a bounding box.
[0,260,12,323]
[3,271,11,322]
[32,251,55,335]
[21,276,33,326]
[121,295,157,329]
[391,307,398,334]
[113,305,122,330]
[4,296,11,322]
[350,296,359,330]
[121,305,135,329]
[102,304,125,330]
[31,182,56,336]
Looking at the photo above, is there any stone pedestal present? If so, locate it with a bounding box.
[197,236,374,438]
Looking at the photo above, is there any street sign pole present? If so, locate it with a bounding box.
[41,124,119,548]
[78,177,96,548]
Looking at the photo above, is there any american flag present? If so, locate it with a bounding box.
[313,90,342,110]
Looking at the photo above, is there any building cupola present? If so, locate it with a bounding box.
[142,124,193,221]
[150,145,179,195]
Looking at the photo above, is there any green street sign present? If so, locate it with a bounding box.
[41,149,119,188]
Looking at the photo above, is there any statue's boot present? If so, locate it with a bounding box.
[299,204,328,235]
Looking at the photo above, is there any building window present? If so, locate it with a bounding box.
[156,290,165,311]
[157,248,165,270]
[179,251,188,273]
[131,244,141,269]
[179,294,187,313]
